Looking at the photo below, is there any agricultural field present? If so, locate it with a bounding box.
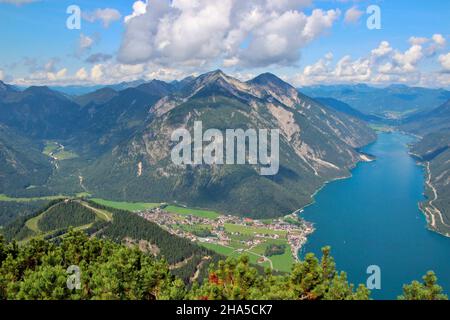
[199,242,272,270]
[164,205,221,219]
[224,223,287,237]
[90,198,160,212]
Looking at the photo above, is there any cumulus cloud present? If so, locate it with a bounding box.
[371,41,393,60]
[79,34,94,50]
[82,8,122,28]
[439,53,450,72]
[390,45,424,73]
[290,38,449,87]
[0,69,4,81]
[75,67,89,81]
[118,0,339,68]
[432,34,446,47]
[409,36,429,46]
[344,6,363,24]
[407,34,446,57]
[125,1,148,23]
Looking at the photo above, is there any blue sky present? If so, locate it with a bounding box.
[0,0,449,88]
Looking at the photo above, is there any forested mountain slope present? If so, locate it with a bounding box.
[81,70,376,218]
[411,131,450,236]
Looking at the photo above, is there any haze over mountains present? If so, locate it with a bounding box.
[302,84,450,120]
[0,71,375,219]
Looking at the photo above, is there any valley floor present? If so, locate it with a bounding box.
[137,206,314,273]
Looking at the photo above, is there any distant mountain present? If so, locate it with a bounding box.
[314,97,382,122]
[0,124,52,194]
[49,80,147,95]
[402,99,450,135]
[73,87,119,107]
[0,85,81,139]
[81,70,376,218]
[77,80,176,154]
[0,80,17,98]
[301,84,450,119]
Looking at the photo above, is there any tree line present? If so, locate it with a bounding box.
[0,231,446,300]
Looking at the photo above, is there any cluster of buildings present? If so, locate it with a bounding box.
[138,207,315,263]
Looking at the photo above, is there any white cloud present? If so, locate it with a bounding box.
[371,41,393,59]
[439,52,450,71]
[0,69,4,81]
[118,0,340,68]
[90,64,104,82]
[409,36,429,46]
[125,1,148,23]
[82,8,122,28]
[291,39,450,88]
[391,45,424,73]
[425,34,446,56]
[75,68,88,81]
[432,34,446,47]
[344,6,363,24]
[79,33,95,52]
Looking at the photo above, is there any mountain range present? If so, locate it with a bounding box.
[405,99,450,236]
[301,84,450,120]
[0,71,376,219]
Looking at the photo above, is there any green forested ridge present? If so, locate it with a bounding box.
[0,200,49,226]
[0,232,446,300]
[404,100,450,235]
[37,201,96,232]
[402,99,450,135]
[411,130,450,235]
[89,200,214,265]
[1,199,65,241]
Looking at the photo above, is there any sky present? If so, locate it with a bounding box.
[0,0,449,88]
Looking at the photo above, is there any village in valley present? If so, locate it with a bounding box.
[138,205,314,272]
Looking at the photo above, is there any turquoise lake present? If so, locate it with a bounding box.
[299,132,450,300]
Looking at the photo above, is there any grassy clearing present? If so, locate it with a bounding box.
[224,223,286,237]
[24,215,43,233]
[165,205,220,219]
[78,201,113,221]
[200,243,236,256]
[90,198,160,212]
[252,239,294,273]
[200,243,272,270]
[43,141,59,155]
[0,194,65,202]
[43,141,78,160]
[54,150,78,160]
